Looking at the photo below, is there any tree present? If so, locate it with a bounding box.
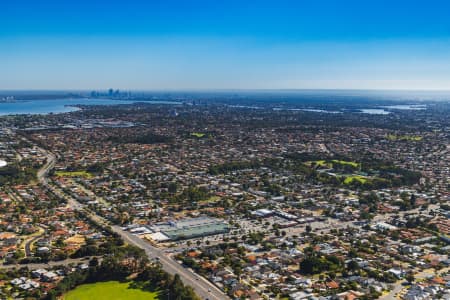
[305,225,312,234]
[55,237,66,248]
[89,257,99,267]
[168,182,178,194]
[405,272,415,284]
[360,211,373,220]
[347,260,360,272]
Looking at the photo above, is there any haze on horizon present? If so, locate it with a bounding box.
[2,0,450,91]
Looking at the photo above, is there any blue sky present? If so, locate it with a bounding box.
[2,0,450,90]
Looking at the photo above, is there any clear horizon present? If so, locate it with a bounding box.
[2,1,450,90]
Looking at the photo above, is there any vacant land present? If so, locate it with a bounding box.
[63,281,159,300]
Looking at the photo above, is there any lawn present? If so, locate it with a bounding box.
[55,170,94,178]
[63,281,159,300]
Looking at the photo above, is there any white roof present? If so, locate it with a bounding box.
[148,232,170,242]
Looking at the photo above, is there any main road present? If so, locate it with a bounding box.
[33,142,227,300]
[36,149,55,181]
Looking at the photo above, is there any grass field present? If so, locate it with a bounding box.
[55,170,94,178]
[331,160,360,168]
[307,160,332,168]
[63,281,159,300]
[313,160,329,167]
[191,132,206,138]
[387,134,423,141]
[308,160,359,168]
[343,175,368,184]
[200,195,221,203]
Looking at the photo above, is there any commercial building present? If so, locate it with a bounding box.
[152,217,230,241]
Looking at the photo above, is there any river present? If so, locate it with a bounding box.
[0,98,179,116]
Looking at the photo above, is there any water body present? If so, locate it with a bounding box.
[273,108,342,113]
[360,105,427,115]
[382,104,427,110]
[228,104,262,109]
[359,109,391,115]
[0,99,179,116]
